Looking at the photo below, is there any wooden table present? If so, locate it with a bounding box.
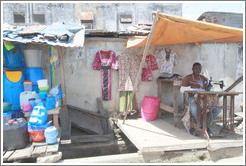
[157,79,182,127]
[23,107,60,132]
[184,90,242,140]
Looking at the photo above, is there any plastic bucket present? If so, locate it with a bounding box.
[28,121,50,142]
[4,42,26,68]
[141,96,161,122]
[37,79,48,88]
[22,104,32,112]
[23,49,43,68]
[44,126,58,144]
[23,81,32,91]
[39,91,48,100]
[25,68,44,85]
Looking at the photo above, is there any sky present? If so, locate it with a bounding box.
[182,2,244,20]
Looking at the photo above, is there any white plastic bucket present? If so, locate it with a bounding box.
[23,49,43,68]
[37,79,48,88]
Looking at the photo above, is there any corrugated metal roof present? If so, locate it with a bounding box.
[3,23,85,48]
[85,30,149,37]
[3,29,85,48]
[197,11,243,20]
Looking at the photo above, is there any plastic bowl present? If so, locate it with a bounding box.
[39,92,48,100]
[37,79,48,88]
[22,104,32,112]
[39,86,49,91]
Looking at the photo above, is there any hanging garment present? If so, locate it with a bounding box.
[118,50,141,91]
[119,91,137,113]
[156,48,178,74]
[142,54,158,82]
[93,50,119,101]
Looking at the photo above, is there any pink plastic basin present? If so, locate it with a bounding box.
[22,104,32,112]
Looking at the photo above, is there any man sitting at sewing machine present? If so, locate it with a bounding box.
[181,62,221,135]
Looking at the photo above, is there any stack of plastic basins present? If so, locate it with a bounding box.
[23,49,44,93]
[28,103,49,142]
[141,96,161,122]
[3,71,25,112]
[3,118,29,150]
[3,42,26,118]
[3,102,12,124]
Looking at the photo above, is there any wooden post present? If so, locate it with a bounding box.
[57,46,71,140]
[123,11,160,124]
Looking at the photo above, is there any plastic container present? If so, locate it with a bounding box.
[49,85,59,96]
[25,68,44,85]
[3,71,25,110]
[4,42,26,68]
[23,81,32,91]
[37,79,48,89]
[28,98,36,109]
[141,96,161,122]
[11,110,24,119]
[39,91,48,100]
[3,111,12,124]
[20,91,39,109]
[35,99,43,105]
[3,118,29,150]
[22,104,32,112]
[44,126,58,144]
[23,49,43,68]
[29,103,48,126]
[3,102,12,112]
[28,121,50,142]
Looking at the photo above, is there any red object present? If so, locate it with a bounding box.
[22,104,32,112]
[29,130,45,142]
[23,80,32,83]
[8,119,15,124]
[142,54,158,82]
[141,96,161,122]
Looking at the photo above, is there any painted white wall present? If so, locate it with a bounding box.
[48,38,242,114]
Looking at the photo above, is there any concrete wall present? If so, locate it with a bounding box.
[43,39,242,114]
[75,3,182,31]
[3,3,182,30]
[3,3,76,25]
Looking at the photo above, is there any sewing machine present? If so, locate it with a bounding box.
[206,77,225,91]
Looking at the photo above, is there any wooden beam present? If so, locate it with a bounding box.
[57,46,71,140]
[159,103,174,113]
[218,76,243,98]
[123,11,160,124]
[71,134,114,143]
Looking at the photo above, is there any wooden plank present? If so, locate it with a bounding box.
[32,145,47,158]
[71,134,114,143]
[23,107,60,117]
[58,46,71,140]
[159,103,174,113]
[3,150,15,161]
[68,105,108,119]
[8,144,34,161]
[46,144,59,153]
[68,106,104,134]
[116,119,207,152]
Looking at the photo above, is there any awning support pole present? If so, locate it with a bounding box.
[57,46,71,140]
[123,11,159,124]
